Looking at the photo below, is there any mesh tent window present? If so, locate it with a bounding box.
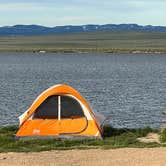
[33,95,58,119]
[33,95,85,119]
[61,96,84,119]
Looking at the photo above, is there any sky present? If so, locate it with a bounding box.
[0,0,166,26]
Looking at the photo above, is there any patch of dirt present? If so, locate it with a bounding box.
[1,148,166,166]
[137,133,160,143]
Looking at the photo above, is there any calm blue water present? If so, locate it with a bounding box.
[0,52,165,128]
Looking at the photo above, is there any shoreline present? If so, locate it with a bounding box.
[0,49,166,54]
[0,126,165,153]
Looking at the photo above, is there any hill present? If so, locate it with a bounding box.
[1,24,166,35]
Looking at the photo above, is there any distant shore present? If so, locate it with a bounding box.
[1,31,166,54]
[0,48,166,54]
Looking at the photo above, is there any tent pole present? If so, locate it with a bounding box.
[58,96,61,120]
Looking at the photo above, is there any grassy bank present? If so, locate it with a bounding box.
[1,31,166,53]
[160,128,166,142]
[0,126,165,152]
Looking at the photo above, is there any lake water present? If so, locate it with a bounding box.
[0,52,166,128]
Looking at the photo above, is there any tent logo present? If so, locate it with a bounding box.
[33,129,40,134]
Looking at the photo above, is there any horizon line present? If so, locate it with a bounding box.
[1,23,166,28]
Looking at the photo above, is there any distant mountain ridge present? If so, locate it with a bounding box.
[1,24,166,35]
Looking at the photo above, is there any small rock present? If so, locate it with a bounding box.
[0,157,7,160]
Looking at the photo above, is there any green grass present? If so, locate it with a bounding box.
[1,31,166,53]
[0,126,165,152]
[160,128,166,143]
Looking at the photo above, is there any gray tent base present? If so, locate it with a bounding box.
[15,135,102,140]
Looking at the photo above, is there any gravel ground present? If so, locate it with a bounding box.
[0,148,166,166]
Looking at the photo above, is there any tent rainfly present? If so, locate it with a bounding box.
[16,84,105,139]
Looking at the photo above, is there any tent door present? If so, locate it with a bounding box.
[57,95,88,134]
[33,95,88,135]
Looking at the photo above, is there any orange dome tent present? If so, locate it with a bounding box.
[16,84,105,139]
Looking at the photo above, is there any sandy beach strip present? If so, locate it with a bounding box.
[0,148,166,166]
